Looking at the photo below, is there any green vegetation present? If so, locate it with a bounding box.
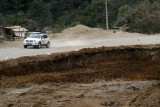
[115,0,160,34]
[0,0,160,34]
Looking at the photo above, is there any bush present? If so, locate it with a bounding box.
[115,0,160,34]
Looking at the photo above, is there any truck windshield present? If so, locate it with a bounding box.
[28,34,41,38]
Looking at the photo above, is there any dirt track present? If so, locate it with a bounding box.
[0,25,160,107]
[1,32,160,61]
[0,45,160,107]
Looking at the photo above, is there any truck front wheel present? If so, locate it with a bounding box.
[37,42,41,49]
[24,45,27,48]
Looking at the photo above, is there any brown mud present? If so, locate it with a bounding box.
[129,82,160,107]
[0,45,160,87]
[0,45,160,107]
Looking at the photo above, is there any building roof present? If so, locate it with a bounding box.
[4,26,21,29]
[12,28,28,32]
[2,26,28,32]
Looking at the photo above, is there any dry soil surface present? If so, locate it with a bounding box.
[0,45,160,107]
[0,80,159,107]
[0,25,160,107]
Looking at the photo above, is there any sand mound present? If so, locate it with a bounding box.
[51,25,114,39]
[129,82,160,107]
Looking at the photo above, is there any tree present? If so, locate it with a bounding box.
[114,5,132,27]
[27,0,52,30]
[2,0,160,34]
[82,0,106,28]
[133,0,160,33]
[0,0,9,14]
[115,0,160,33]
[0,14,5,25]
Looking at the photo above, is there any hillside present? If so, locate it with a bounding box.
[1,0,160,33]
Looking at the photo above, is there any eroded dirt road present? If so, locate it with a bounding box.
[1,33,160,61]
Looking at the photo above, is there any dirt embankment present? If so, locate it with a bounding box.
[0,45,160,87]
[0,45,160,107]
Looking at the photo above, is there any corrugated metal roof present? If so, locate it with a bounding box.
[4,26,21,29]
[2,26,28,32]
[12,28,28,32]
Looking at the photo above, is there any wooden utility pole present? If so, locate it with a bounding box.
[105,0,109,30]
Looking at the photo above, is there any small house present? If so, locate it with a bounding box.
[0,26,28,41]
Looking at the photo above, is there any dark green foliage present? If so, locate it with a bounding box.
[0,0,10,14]
[82,0,106,28]
[133,0,160,33]
[0,0,160,33]
[27,0,52,30]
[114,5,132,27]
[115,0,160,34]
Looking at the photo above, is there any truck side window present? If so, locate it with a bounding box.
[41,36,44,39]
[44,35,48,38]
